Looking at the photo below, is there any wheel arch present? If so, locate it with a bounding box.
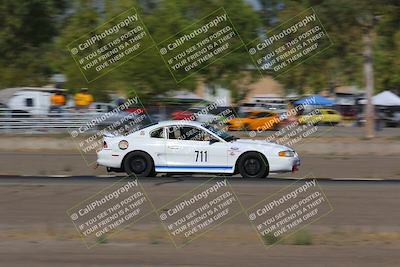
[122,150,155,172]
[233,150,269,174]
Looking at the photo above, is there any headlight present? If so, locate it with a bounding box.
[278,150,295,157]
[118,140,129,150]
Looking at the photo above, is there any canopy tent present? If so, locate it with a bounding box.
[293,95,335,106]
[371,91,400,106]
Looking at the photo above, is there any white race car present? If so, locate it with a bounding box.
[97,120,300,178]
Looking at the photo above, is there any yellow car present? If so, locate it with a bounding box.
[298,109,342,125]
[227,111,281,131]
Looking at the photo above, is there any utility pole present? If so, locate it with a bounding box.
[362,18,376,139]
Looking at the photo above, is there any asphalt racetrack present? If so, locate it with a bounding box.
[0,176,399,267]
[1,151,399,179]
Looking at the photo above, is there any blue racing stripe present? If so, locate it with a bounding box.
[155,165,233,170]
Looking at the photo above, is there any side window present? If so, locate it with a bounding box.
[167,126,214,141]
[180,126,213,141]
[150,127,165,138]
[25,98,34,107]
[167,126,181,139]
[180,127,199,141]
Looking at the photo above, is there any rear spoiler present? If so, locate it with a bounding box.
[103,131,117,137]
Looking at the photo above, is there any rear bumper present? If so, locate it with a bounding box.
[97,149,122,168]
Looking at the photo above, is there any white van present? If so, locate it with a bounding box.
[0,87,65,116]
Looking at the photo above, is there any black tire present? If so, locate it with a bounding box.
[123,151,155,177]
[237,152,269,179]
[243,123,251,131]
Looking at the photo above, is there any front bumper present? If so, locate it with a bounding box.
[268,155,300,173]
[292,157,301,172]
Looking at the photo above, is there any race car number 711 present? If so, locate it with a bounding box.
[195,150,208,162]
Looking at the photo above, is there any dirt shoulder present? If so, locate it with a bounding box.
[0,180,399,267]
[1,134,400,156]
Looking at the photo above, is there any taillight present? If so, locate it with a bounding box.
[103,141,108,148]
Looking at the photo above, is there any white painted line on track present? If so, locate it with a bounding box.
[330,178,384,181]
[0,175,397,181]
[48,175,72,178]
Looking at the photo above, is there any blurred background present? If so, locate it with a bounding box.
[0,0,399,135]
[0,1,400,266]
[0,0,399,176]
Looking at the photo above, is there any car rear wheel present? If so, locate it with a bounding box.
[123,151,155,177]
[238,152,269,179]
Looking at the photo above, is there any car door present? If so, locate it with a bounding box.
[164,125,230,172]
[148,126,168,167]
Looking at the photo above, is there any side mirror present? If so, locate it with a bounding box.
[209,139,219,145]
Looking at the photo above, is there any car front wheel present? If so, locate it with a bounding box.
[238,152,269,179]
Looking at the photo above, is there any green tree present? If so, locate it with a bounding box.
[55,0,261,100]
[51,0,105,98]
[0,0,67,88]
[266,0,400,94]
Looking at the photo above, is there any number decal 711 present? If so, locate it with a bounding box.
[195,150,208,162]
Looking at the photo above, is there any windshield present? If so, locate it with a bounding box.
[237,111,250,117]
[202,124,236,142]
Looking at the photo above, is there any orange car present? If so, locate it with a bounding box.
[226,111,281,131]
